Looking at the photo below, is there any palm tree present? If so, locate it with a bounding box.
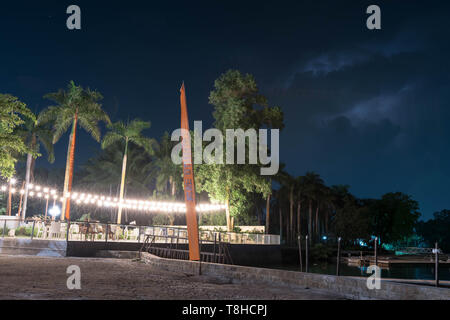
[39,81,110,220]
[303,171,324,243]
[295,175,306,238]
[15,115,55,219]
[275,170,296,244]
[101,119,155,224]
[146,132,182,197]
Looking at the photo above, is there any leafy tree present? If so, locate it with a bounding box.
[101,119,155,223]
[196,70,284,231]
[366,192,420,244]
[0,94,37,179]
[416,209,450,252]
[39,81,110,220]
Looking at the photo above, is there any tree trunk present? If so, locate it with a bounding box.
[297,201,301,236]
[289,186,294,244]
[117,138,128,224]
[225,187,231,232]
[64,112,78,221]
[315,205,319,241]
[265,193,271,234]
[17,181,25,218]
[279,206,283,242]
[21,153,33,220]
[308,199,312,244]
[61,129,73,221]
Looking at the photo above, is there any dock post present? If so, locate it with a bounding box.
[305,235,309,273]
[336,237,341,276]
[374,237,378,267]
[435,242,439,287]
[297,235,303,272]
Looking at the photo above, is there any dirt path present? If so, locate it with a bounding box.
[0,255,346,300]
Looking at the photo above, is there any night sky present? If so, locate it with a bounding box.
[2,1,449,219]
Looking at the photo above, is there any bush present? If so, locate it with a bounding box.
[310,243,333,261]
[0,227,10,235]
[14,226,37,237]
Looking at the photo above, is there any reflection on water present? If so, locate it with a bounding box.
[270,263,450,281]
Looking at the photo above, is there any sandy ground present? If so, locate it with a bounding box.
[0,254,346,300]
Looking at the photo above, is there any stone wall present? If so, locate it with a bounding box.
[141,252,450,300]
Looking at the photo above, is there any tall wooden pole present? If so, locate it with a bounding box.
[180,83,200,261]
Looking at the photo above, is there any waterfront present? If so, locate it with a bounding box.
[271,262,450,281]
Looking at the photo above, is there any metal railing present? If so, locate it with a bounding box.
[0,218,280,245]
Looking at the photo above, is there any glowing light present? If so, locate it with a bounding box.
[49,205,61,217]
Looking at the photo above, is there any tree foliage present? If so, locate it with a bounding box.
[196,70,284,229]
[0,94,38,178]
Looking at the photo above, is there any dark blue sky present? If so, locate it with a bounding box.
[1,1,449,219]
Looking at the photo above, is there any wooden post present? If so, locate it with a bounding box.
[374,237,378,267]
[305,235,309,273]
[3,220,6,238]
[297,235,303,272]
[435,242,439,287]
[336,237,341,276]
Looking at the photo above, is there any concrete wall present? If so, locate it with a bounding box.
[66,241,141,257]
[0,238,66,257]
[66,241,283,265]
[141,252,450,300]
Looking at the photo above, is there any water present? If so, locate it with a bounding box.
[269,263,450,281]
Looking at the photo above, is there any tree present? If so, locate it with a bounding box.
[303,171,324,242]
[0,94,37,179]
[365,192,420,244]
[101,119,155,224]
[416,210,450,252]
[39,81,110,220]
[15,114,55,219]
[147,132,182,198]
[196,70,284,231]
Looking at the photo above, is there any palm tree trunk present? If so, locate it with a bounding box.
[117,138,129,224]
[315,205,319,241]
[21,153,33,220]
[289,186,294,244]
[279,206,283,242]
[64,112,78,221]
[297,201,301,236]
[265,193,271,234]
[61,130,73,221]
[308,199,312,244]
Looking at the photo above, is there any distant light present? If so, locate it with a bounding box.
[10,178,17,185]
[49,206,61,217]
[322,236,327,240]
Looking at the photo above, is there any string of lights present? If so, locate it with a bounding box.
[0,178,227,213]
